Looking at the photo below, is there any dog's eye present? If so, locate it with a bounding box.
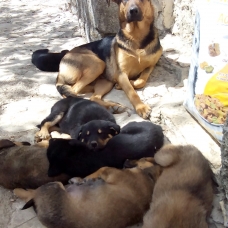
[98,129,102,134]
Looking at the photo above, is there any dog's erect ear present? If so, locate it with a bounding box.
[22,199,35,210]
[109,123,120,136]
[106,0,122,6]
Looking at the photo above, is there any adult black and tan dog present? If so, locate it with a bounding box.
[35,97,120,151]
[32,0,163,119]
[47,121,164,178]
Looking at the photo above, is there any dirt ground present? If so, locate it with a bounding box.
[0,0,224,227]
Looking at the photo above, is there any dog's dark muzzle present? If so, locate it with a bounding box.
[127,5,143,23]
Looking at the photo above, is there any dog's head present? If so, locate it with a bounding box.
[76,120,120,151]
[107,0,153,23]
[124,157,162,182]
[47,138,89,177]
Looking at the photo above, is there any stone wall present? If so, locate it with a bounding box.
[221,119,228,227]
[65,0,196,43]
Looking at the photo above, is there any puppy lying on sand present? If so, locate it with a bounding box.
[0,139,69,189]
[35,97,120,151]
[14,157,162,228]
[47,121,164,177]
[142,145,217,228]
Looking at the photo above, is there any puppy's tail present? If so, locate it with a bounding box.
[56,83,78,98]
[154,145,180,167]
[32,49,69,72]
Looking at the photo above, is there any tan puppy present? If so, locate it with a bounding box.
[0,139,69,189]
[14,157,162,228]
[142,145,216,228]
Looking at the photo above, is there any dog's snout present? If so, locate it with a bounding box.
[130,6,139,16]
[127,5,142,22]
[91,141,98,148]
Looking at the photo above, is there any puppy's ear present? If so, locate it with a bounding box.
[109,123,120,136]
[22,199,35,210]
[106,0,121,6]
[48,166,62,177]
[73,126,82,140]
[0,139,16,150]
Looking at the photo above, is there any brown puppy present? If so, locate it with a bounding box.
[142,145,216,228]
[14,157,162,228]
[0,139,69,189]
[55,0,162,119]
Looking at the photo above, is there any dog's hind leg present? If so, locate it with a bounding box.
[56,51,105,98]
[35,112,64,142]
[14,188,36,202]
[90,78,130,114]
[73,167,119,184]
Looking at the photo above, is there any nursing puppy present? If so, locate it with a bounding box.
[142,145,216,228]
[47,121,164,177]
[14,157,162,228]
[0,139,69,189]
[35,97,120,151]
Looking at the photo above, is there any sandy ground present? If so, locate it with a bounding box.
[0,0,224,227]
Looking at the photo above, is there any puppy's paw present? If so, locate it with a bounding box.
[69,177,84,185]
[115,83,122,90]
[35,129,50,142]
[136,103,151,119]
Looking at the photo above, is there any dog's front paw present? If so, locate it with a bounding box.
[136,103,151,119]
[69,177,84,185]
[130,79,146,89]
[35,129,50,142]
[115,83,122,90]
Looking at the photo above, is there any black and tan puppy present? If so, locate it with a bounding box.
[47,121,164,177]
[35,96,120,151]
[32,0,162,119]
[14,157,162,228]
[141,145,216,228]
[0,139,69,189]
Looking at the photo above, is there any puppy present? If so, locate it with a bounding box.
[47,121,164,177]
[0,139,69,189]
[142,145,216,228]
[14,157,162,228]
[35,96,120,151]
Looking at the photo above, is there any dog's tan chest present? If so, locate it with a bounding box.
[117,49,156,79]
